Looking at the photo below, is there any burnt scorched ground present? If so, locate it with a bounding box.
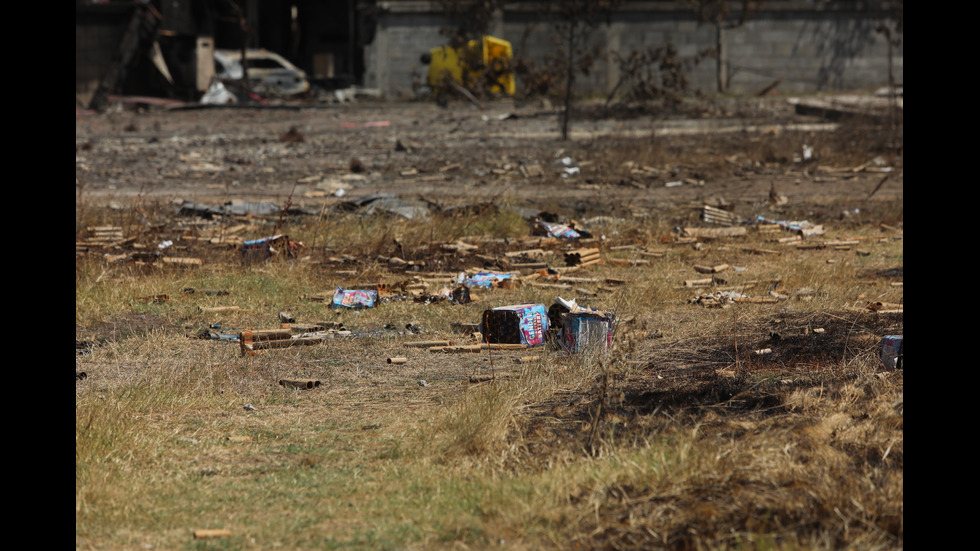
[77,96,903,549]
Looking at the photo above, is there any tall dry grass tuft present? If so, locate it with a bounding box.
[431,380,527,460]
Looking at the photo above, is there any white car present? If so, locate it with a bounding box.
[213,49,310,97]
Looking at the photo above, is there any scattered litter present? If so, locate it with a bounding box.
[387,357,408,364]
[332,288,378,309]
[693,264,729,274]
[688,291,747,308]
[193,529,232,540]
[336,193,432,220]
[701,205,746,226]
[754,216,824,237]
[429,343,528,353]
[538,220,580,239]
[664,180,684,187]
[463,271,514,289]
[879,335,903,369]
[451,284,472,304]
[680,226,747,239]
[183,287,229,296]
[200,81,237,104]
[177,199,314,218]
[76,371,88,381]
[199,306,240,313]
[548,297,615,354]
[404,340,451,348]
[241,234,301,263]
[418,380,429,387]
[752,348,773,356]
[243,404,257,411]
[239,329,338,356]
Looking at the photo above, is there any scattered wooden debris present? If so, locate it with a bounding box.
[682,226,747,239]
[701,205,744,226]
[199,306,240,313]
[404,340,452,348]
[693,264,729,274]
[429,343,529,353]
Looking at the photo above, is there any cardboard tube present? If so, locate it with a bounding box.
[279,378,321,389]
[193,529,231,539]
[387,357,408,364]
[241,329,293,342]
[404,341,451,348]
[429,345,482,353]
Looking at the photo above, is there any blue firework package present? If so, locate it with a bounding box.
[538,220,580,239]
[241,234,292,263]
[480,304,549,347]
[561,311,615,354]
[464,271,513,289]
[332,288,378,309]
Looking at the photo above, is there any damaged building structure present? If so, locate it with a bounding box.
[76,0,902,110]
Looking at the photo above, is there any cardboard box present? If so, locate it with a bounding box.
[481,304,549,347]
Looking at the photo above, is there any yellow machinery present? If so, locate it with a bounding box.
[424,36,515,96]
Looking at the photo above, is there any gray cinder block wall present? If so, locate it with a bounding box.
[363,1,902,98]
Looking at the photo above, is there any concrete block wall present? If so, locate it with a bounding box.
[363,14,446,97]
[363,1,903,99]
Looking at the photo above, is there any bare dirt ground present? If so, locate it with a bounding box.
[75,95,903,220]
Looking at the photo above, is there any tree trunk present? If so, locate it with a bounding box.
[561,24,576,141]
[716,23,727,94]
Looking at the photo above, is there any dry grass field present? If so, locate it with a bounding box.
[76,95,902,550]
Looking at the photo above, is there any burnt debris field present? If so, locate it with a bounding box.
[76,96,902,550]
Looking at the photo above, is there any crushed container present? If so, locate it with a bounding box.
[880,335,903,369]
[332,288,378,309]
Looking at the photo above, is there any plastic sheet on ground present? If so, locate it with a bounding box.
[336,194,432,220]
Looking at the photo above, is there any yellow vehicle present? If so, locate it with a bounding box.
[422,36,515,96]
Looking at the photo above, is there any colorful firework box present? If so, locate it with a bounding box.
[241,234,295,263]
[480,304,549,347]
[464,271,514,289]
[561,311,615,354]
[331,288,378,309]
